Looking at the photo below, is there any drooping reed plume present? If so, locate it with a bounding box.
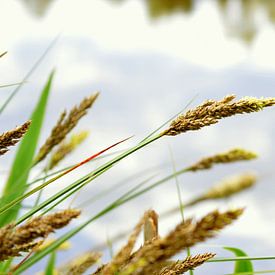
[34,92,99,165]
[0,209,80,261]
[48,130,89,170]
[0,121,31,156]
[58,251,102,275]
[162,95,275,136]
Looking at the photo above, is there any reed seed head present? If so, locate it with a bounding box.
[34,92,99,165]
[186,148,257,172]
[119,209,243,274]
[0,209,80,261]
[162,95,275,136]
[58,251,102,275]
[158,253,215,275]
[103,210,156,274]
[204,172,257,199]
[0,121,31,156]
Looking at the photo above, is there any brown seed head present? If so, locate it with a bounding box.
[0,121,31,156]
[0,209,80,261]
[158,253,215,275]
[162,95,275,136]
[34,92,99,165]
[121,209,243,274]
[58,251,102,275]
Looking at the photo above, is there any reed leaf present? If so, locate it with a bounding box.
[0,71,55,227]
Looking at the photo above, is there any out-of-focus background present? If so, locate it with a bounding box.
[1,0,275,274]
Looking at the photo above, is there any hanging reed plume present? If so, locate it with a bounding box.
[162,95,275,136]
[58,251,102,275]
[0,121,31,156]
[48,130,89,170]
[34,92,99,165]
[157,253,215,275]
[186,148,257,172]
[0,209,80,261]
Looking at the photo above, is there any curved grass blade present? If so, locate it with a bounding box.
[0,71,55,226]
[0,136,132,218]
[224,247,254,274]
[0,36,59,114]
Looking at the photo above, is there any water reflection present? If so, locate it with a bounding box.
[20,0,275,44]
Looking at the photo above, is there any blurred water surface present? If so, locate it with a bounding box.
[1,0,275,274]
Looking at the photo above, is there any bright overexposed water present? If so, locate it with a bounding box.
[1,0,275,274]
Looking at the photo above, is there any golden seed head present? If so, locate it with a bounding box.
[204,172,257,199]
[58,251,102,275]
[162,95,275,136]
[118,209,242,274]
[0,209,80,262]
[187,148,257,172]
[34,92,99,165]
[159,253,216,275]
[0,120,31,156]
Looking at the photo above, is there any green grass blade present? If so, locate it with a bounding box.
[15,135,161,225]
[0,137,131,218]
[0,71,55,226]
[44,252,56,275]
[224,247,254,274]
[0,36,58,114]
